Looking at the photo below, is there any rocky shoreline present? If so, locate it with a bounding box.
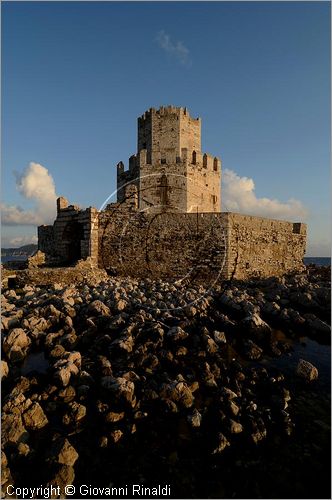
[1,265,331,498]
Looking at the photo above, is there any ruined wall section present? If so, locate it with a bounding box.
[98,210,227,283]
[38,225,55,258]
[116,155,139,203]
[224,213,307,279]
[38,197,98,265]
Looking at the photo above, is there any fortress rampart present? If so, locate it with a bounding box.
[38,106,306,281]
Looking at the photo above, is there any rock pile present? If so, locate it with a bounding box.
[1,268,330,497]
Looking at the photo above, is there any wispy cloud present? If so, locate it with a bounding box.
[1,162,57,226]
[222,168,307,221]
[156,30,191,67]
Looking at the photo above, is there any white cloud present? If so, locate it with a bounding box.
[156,30,191,67]
[222,168,307,221]
[1,162,57,226]
[2,235,38,248]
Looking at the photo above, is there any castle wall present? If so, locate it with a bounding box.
[39,204,306,281]
[98,210,227,283]
[97,209,306,282]
[224,213,307,279]
[38,107,307,281]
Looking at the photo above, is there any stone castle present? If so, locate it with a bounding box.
[38,106,307,282]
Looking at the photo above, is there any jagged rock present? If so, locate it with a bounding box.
[176,346,187,357]
[107,313,128,331]
[1,297,15,313]
[110,429,123,443]
[2,413,29,446]
[241,312,272,340]
[22,316,50,334]
[185,306,197,317]
[187,409,202,428]
[251,428,267,444]
[229,419,243,434]
[162,399,178,413]
[3,328,31,362]
[1,313,22,331]
[5,290,18,300]
[229,400,240,417]
[296,359,318,381]
[17,442,30,457]
[221,387,238,400]
[212,433,230,454]
[66,351,81,368]
[88,300,110,317]
[114,299,128,312]
[49,344,66,359]
[98,356,112,376]
[50,438,79,466]
[58,386,76,403]
[22,402,48,430]
[111,335,134,353]
[60,331,77,350]
[204,335,219,354]
[62,402,86,426]
[160,381,194,408]
[78,370,94,385]
[105,411,125,423]
[44,304,62,319]
[47,465,75,495]
[166,326,189,342]
[243,339,263,360]
[53,359,79,387]
[98,436,108,448]
[101,377,135,405]
[1,451,10,487]
[2,391,28,413]
[1,360,9,379]
[54,366,72,387]
[213,331,227,344]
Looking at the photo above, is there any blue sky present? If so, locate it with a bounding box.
[2,1,330,255]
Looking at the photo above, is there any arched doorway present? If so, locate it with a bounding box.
[62,221,84,264]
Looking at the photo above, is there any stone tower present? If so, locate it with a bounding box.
[117,106,221,213]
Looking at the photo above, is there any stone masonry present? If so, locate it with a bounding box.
[117,106,221,213]
[38,106,307,281]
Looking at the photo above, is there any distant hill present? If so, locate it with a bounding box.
[1,244,37,257]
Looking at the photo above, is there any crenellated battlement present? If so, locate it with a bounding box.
[138,105,199,121]
[136,148,221,172]
[137,105,201,155]
[189,151,221,172]
[117,105,220,213]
